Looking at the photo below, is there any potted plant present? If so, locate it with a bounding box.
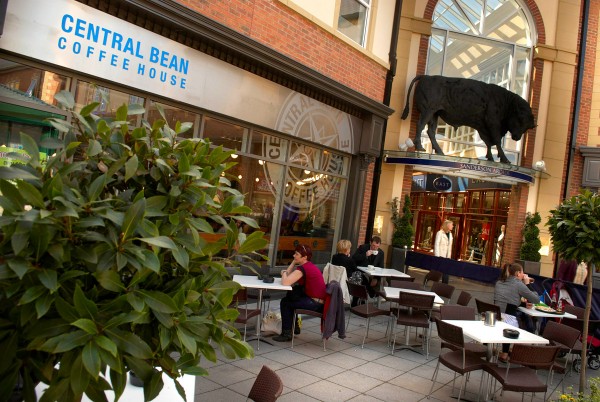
[0,91,268,401]
[547,189,600,393]
[516,212,542,275]
[388,195,414,272]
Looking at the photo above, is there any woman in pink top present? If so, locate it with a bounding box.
[273,244,326,342]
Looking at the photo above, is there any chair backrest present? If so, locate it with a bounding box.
[564,304,584,319]
[398,291,435,310]
[509,344,560,370]
[248,365,283,402]
[435,318,464,349]
[389,277,416,286]
[542,320,581,350]
[232,288,248,304]
[456,291,472,306]
[423,270,443,287]
[440,305,476,321]
[475,299,502,317]
[347,281,369,301]
[391,281,423,291]
[431,282,455,300]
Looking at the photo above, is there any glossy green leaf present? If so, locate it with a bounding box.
[110,368,127,402]
[125,155,138,182]
[144,370,164,401]
[139,236,177,249]
[82,342,101,379]
[16,180,44,208]
[172,245,189,269]
[72,318,98,334]
[137,290,178,313]
[0,166,38,180]
[20,132,40,165]
[73,285,98,318]
[95,270,124,292]
[70,352,91,396]
[35,292,53,318]
[40,330,90,353]
[7,258,31,279]
[95,335,118,357]
[106,328,153,359]
[79,102,100,117]
[18,285,45,305]
[87,139,103,157]
[88,174,107,202]
[54,90,75,108]
[38,269,58,292]
[121,198,145,240]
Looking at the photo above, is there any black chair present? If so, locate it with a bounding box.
[248,365,283,402]
[429,319,487,401]
[439,305,487,358]
[232,288,262,348]
[540,320,582,392]
[475,298,502,319]
[456,291,472,307]
[484,344,560,401]
[346,281,390,348]
[391,292,435,357]
[292,309,326,351]
[423,269,443,290]
[431,281,455,303]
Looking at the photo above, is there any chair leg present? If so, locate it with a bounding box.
[428,359,441,398]
[291,312,297,349]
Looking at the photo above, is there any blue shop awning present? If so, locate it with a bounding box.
[384,151,548,186]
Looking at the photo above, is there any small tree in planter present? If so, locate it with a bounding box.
[0,91,267,401]
[388,195,414,271]
[518,212,542,274]
[547,189,600,393]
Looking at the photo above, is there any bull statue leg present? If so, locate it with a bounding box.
[481,130,511,163]
[495,142,511,164]
[426,116,444,155]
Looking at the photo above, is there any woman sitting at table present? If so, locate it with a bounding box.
[494,262,539,361]
[273,244,327,342]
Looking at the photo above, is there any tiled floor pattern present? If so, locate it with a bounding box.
[193,269,598,401]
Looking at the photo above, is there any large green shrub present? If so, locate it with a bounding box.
[520,211,542,262]
[0,91,267,401]
[389,195,414,248]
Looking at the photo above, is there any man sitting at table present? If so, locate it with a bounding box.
[273,244,326,342]
[352,236,384,296]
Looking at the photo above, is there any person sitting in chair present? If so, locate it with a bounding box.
[273,244,326,342]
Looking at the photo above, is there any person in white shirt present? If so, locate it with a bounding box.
[434,220,453,258]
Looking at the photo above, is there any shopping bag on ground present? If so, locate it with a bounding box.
[261,310,282,334]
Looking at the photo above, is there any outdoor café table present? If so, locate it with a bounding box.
[517,306,577,334]
[443,319,550,400]
[383,286,445,305]
[443,319,549,361]
[232,275,292,349]
[357,266,411,306]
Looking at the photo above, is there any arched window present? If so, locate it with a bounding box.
[426,0,534,164]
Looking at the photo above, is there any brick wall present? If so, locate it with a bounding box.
[562,0,599,198]
[175,0,387,102]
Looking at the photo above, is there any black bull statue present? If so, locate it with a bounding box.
[401,75,536,164]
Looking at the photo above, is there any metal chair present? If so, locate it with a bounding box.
[247,365,283,402]
[484,344,560,401]
[232,288,262,348]
[541,320,582,392]
[292,309,326,351]
[456,291,472,307]
[429,318,487,401]
[346,281,390,348]
[475,298,502,319]
[391,292,435,357]
[439,305,487,358]
[423,269,443,290]
[431,281,455,303]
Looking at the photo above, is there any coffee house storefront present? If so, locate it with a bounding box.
[0,0,392,267]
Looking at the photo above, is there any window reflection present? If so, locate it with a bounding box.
[74,81,145,120]
[202,117,247,151]
[146,101,199,138]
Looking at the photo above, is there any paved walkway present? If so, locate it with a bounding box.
[193,268,599,401]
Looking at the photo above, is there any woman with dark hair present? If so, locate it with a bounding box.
[272,244,326,342]
[494,262,539,361]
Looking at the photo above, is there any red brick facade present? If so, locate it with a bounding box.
[175,0,388,102]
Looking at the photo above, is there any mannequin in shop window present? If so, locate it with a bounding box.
[421,226,433,249]
[495,224,505,266]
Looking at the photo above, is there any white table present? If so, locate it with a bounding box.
[383,286,444,305]
[232,275,292,348]
[443,319,549,360]
[517,306,577,334]
[357,267,411,306]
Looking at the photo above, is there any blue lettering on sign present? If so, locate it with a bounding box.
[57,13,190,90]
[433,177,452,191]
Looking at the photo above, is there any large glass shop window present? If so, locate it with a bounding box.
[146,101,200,139]
[74,81,145,120]
[275,141,348,265]
[0,58,68,166]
